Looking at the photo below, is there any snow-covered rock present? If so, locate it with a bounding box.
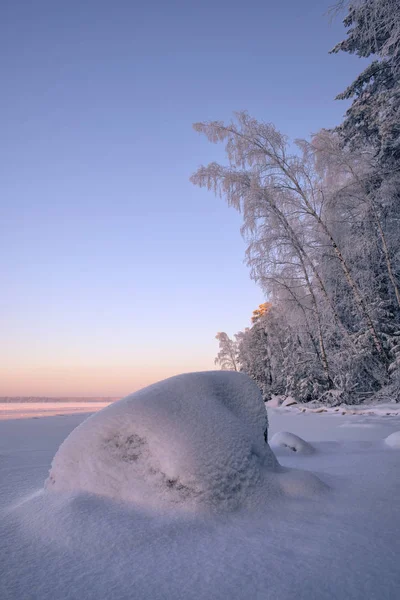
[46,371,325,511]
[384,431,400,449]
[46,372,279,511]
[270,431,315,455]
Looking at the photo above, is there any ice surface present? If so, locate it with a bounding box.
[1,378,400,599]
[0,401,111,420]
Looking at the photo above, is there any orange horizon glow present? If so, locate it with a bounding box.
[0,361,217,397]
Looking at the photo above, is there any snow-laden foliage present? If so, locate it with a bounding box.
[331,0,400,165]
[214,332,239,371]
[191,3,400,406]
[192,113,400,404]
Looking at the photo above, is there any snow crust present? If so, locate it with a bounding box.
[384,431,400,448]
[270,431,315,454]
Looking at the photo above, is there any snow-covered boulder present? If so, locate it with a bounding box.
[384,431,400,449]
[270,431,315,455]
[46,371,326,511]
[46,372,281,512]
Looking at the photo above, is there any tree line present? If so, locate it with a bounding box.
[191,0,400,404]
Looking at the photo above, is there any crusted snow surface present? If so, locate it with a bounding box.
[46,372,280,511]
[384,431,400,448]
[270,431,315,455]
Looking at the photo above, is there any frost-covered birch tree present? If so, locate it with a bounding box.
[193,113,399,402]
[214,332,239,371]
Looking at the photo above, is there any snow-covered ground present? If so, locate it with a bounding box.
[1,374,400,600]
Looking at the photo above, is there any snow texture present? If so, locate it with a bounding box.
[270,431,315,455]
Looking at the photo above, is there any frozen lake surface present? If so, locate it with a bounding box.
[1,398,400,600]
[0,401,112,420]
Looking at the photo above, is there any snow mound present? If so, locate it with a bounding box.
[384,431,400,449]
[46,372,283,512]
[270,431,315,455]
[278,468,324,496]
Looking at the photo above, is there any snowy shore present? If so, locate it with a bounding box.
[1,376,400,600]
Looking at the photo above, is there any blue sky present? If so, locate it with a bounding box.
[1,0,365,395]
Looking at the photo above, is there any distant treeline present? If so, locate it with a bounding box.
[0,397,120,403]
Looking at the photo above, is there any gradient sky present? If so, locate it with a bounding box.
[1,0,366,396]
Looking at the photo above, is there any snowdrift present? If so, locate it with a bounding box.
[46,371,325,511]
